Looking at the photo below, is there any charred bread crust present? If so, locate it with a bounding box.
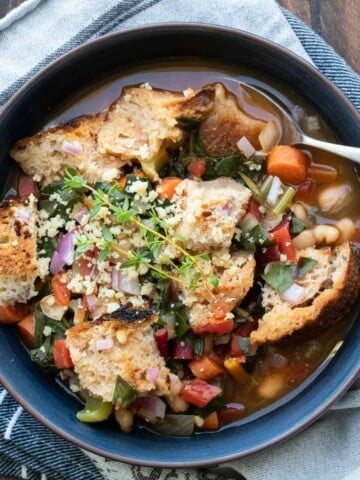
[250,243,360,345]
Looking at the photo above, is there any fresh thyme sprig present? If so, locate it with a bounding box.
[64,169,218,290]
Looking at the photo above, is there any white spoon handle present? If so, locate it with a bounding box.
[301,135,360,163]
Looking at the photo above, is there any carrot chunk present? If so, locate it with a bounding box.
[157,177,183,200]
[187,158,206,178]
[189,354,223,380]
[17,313,35,348]
[267,146,308,185]
[201,411,219,430]
[0,303,28,324]
[51,273,71,306]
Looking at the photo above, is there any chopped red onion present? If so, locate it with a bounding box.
[96,338,113,351]
[258,120,281,152]
[74,208,88,224]
[62,140,83,157]
[292,105,304,122]
[282,283,307,305]
[236,136,256,158]
[50,251,65,275]
[134,395,166,422]
[16,209,30,223]
[264,353,288,369]
[147,366,160,384]
[267,176,282,206]
[225,402,246,411]
[85,295,99,312]
[92,306,106,321]
[111,268,141,295]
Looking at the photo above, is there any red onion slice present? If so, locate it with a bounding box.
[74,208,88,224]
[62,140,83,157]
[282,283,307,305]
[57,231,74,266]
[50,251,65,274]
[85,295,99,312]
[264,353,288,369]
[134,395,167,422]
[96,338,114,351]
[147,366,160,384]
[16,209,30,223]
[111,268,141,295]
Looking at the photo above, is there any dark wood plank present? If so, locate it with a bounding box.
[277,0,360,73]
[0,0,26,19]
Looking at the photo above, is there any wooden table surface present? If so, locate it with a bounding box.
[1,0,359,73]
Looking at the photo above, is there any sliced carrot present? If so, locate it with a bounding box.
[0,303,28,324]
[267,146,308,185]
[51,273,71,306]
[17,313,35,348]
[201,411,219,430]
[187,158,206,178]
[307,164,337,184]
[189,354,223,381]
[157,177,183,200]
[53,339,73,369]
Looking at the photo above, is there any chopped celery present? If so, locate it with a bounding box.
[259,175,274,200]
[238,172,260,196]
[239,213,259,233]
[273,186,296,215]
[76,396,113,423]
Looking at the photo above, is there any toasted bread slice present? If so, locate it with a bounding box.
[66,306,178,403]
[97,85,215,180]
[251,242,360,345]
[10,114,125,185]
[199,83,266,155]
[173,177,252,252]
[0,197,38,305]
[180,251,256,332]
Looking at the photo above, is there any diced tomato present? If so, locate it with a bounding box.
[18,175,39,199]
[218,405,247,426]
[51,273,71,306]
[0,303,28,324]
[187,158,206,178]
[180,379,222,408]
[154,328,168,360]
[74,297,87,324]
[189,354,223,380]
[246,197,262,222]
[236,320,259,337]
[270,218,297,262]
[53,339,73,369]
[255,244,280,264]
[17,313,35,348]
[194,318,234,336]
[294,177,316,203]
[172,341,194,360]
[157,177,183,200]
[78,247,98,277]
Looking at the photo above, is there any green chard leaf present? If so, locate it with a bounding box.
[262,263,297,293]
[290,217,305,234]
[298,257,318,278]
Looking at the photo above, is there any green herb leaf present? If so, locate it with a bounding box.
[262,263,296,293]
[298,257,318,278]
[112,376,138,407]
[174,303,190,338]
[102,227,113,243]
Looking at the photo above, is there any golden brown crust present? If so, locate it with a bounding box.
[250,243,360,345]
[200,83,266,155]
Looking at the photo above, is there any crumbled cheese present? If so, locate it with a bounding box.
[279,253,287,262]
[43,325,52,336]
[37,257,50,280]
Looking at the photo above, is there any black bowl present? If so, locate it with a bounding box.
[0,24,359,467]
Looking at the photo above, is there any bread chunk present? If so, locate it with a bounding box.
[66,307,178,403]
[173,177,251,252]
[10,114,125,185]
[97,85,215,180]
[200,83,266,155]
[251,243,360,345]
[180,251,256,332]
[0,197,38,305]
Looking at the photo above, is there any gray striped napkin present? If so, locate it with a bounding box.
[0,1,359,479]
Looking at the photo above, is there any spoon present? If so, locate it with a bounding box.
[225,79,360,162]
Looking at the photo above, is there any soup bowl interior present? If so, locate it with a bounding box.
[0,24,359,467]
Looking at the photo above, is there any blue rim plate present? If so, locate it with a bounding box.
[0,24,359,467]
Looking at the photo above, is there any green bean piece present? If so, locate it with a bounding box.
[76,396,113,423]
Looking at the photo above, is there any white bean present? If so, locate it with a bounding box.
[335,218,355,244]
[312,224,339,245]
[318,184,351,214]
[114,407,134,433]
[166,394,189,412]
[289,202,308,221]
[258,373,285,399]
[292,229,316,250]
